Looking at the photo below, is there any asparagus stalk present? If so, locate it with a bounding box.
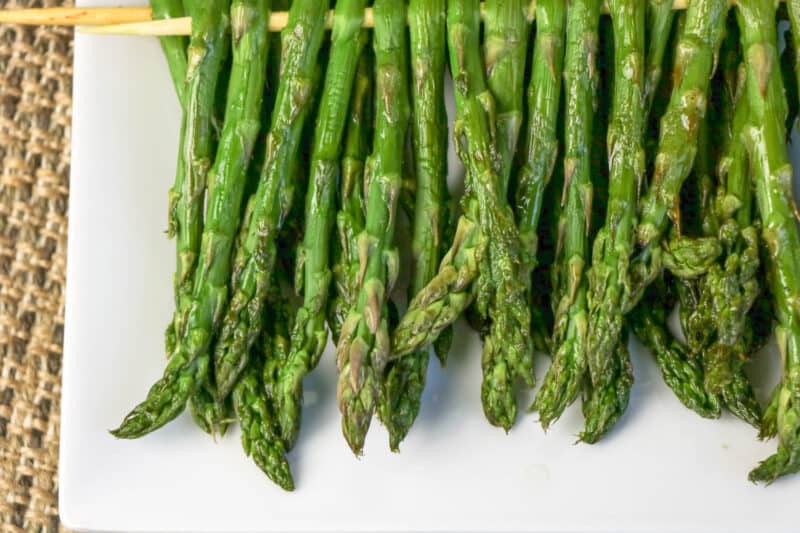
[189,385,231,436]
[457,0,535,430]
[112,0,247,438]
[262,285,293,404]
[153,0,189,355]
[636,0,730,255]
[328,53,373,343]
[252,194,305,460]
[734,0,800,484]
[630,280,722,419]
[275,0,368,450]
[233,361,293,491]
[644,0,676,114]
[514,0,566,321]
[213,0,329,400]
[671,26,762,428]
[582,0,646,442]
[233,302,294,491]
[673,152,723,354]
[391,214,483,358]
[704,93,762,428]
[378,0,448,451]
[533,0,601,429]
[336,0,411,454]
[391,0,530,430]
[150,0,189,106]
[166,0,232,346]
[466,0,530,352]
[484,0,529,195]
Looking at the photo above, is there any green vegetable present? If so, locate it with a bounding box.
[329,53,373,344]
[112,0,238,438]
[484,0,530,195]
[734,0,800,484]
[378,0,448,451]
[703,96,762,428]
[629,280,722,419]
[533,0,600,429]
[213,0,329,400]
[636,0,730,255]
[233,345,293,491]
[150,0,189,107]
[582,0,646,443]
[166,0,233,346]
[514,0,566,321]
[644,0,676,114]
[276,0,368,450]
[454,0,533,430]
[336,0,411,455]
[152,0,189,354]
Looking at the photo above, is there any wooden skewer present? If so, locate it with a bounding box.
[78,8,380,36]
[0,7,152,26]
[80,16,189,36]
[0,1,708,37]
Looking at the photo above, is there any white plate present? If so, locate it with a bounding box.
[59,2,800,532]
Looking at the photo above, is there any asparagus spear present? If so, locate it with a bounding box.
[514,0,566,325]
[484,0,529,195]
[189,385,231,436]
[153,0,189,354]
[671,29,763,429]
[236,161,297,490]
[733,0,800,484]
[392,0,534,430]
[190,0,284,437]
[166,0,232,346]
[704,95,762,428]
[336,0,411,454]
[213,0,329,400]
[262,291,293,404]
[636,0,730,256]
[580,339,634,443]
[673,159,724,354]
[533,0,601,429]
[378,0,448,451]
[233,317,294,491]
[391,215,483,358]
[582,0,646,442]
[463,0,529,348]
[112,0,251,438]
[328,53,373,344]
[150,0,189,106]
[461,0,535,429]
[630,280,722,419]
[644,0,676,114]
[275,0,368,450]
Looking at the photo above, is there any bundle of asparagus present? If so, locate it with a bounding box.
[98,0,800,490]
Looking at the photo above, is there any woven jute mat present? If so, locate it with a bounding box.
[0,0,73,531]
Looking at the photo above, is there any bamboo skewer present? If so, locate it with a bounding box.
[78,7,380,36]
[0,7,152,26]
[80,16,188,36]
[0,1,730,37]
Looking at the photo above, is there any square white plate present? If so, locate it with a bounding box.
[59,2,800,532]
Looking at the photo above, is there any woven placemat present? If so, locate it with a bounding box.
[0,0,72,531]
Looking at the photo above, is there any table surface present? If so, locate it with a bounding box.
[0,1,72,531]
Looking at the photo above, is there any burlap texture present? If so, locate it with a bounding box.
[0,1,72,531]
